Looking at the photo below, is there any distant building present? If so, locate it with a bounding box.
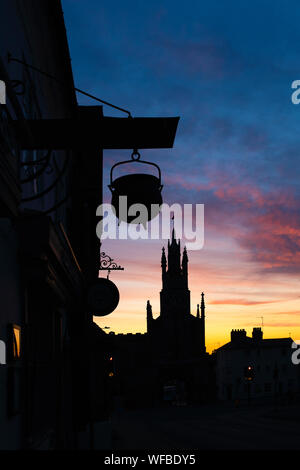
[147,228,206,359]
[214,328,300,403]
[110,232,215,406]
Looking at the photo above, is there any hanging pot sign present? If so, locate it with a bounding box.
[87,277,120,316]
[108,150,163,224]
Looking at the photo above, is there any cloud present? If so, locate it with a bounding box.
[239,126,269,152]
[164,162,300,275]
[148,34,245,81]
[210,298,282,306]
[245,322,300,328]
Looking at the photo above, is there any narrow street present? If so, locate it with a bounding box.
[112,403,300,450]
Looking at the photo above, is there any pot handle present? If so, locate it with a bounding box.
[110,157,162,187]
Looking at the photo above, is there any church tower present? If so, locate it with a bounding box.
[146,233,206,360]
[160,229,190,318]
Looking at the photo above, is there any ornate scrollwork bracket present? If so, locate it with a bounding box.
[99,252,124,279]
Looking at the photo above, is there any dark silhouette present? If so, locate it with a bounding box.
[0,0,179,450]
[148,229,206,359]
[109,233,215,408]
[1,0,300,453]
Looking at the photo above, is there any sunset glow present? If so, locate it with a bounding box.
[62,0,300,352]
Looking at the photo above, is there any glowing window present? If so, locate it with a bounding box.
[12,325,21,359]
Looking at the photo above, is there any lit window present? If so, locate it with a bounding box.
[8,324,21,361]
[13,326,21,359]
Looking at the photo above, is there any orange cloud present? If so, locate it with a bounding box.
[210,298,282,306]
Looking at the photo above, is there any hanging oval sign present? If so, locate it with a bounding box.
[87,277,120,316]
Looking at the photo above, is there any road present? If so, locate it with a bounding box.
[111,402,300,450]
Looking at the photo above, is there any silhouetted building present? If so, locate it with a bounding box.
[0,0,180,449]
[108,332,153,408]
[0,0,107,450]
[147,229,206,360]
[111,235,215,406]
[215,328,300,403]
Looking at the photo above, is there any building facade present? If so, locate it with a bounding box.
[0,0,106,449]
[147,229,206,360]
[215,328,300,403]
[111,234,215,407]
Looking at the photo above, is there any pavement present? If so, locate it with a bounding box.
[111,402,300,450]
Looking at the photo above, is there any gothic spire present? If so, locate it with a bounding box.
[201,292,205,318]
[167,230,181,274]
[182,246,188,286]
[146,300,153,319]
[170,215,179,247]
[182,246,188,265]
[169,226,177,247]
[161,246,167,270]
[146,300,153,334]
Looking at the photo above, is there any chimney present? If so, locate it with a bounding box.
[231,329,247,343]
[252,327,263,342]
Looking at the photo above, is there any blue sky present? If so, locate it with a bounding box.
[62,0,300,348]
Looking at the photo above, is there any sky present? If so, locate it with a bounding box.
[62,0,300,352]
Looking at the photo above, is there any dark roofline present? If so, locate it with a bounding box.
[215,337,293,352]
